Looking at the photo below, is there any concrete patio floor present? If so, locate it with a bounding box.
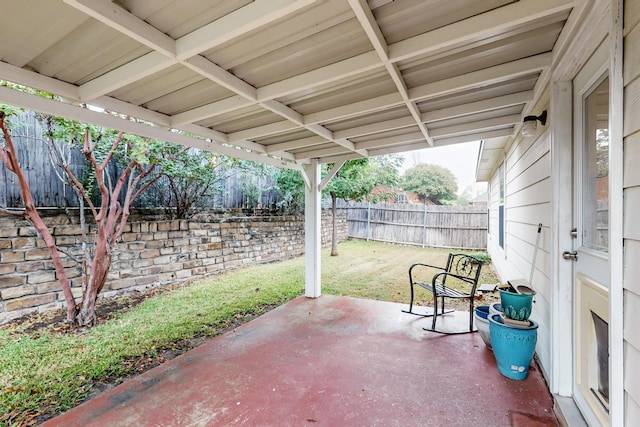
[44,295,557,426]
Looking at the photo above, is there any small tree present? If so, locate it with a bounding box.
[273,168,306,214]
[401,163,458,205]
[152,147,233,219]
[325,156,402,255]
[0,109,178,327]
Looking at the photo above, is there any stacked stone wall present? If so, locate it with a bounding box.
[0,211,347,323]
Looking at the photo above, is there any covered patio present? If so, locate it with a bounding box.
[44,295,556,426]
[5,0,623,424]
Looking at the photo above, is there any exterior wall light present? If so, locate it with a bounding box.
[522,110,547,137]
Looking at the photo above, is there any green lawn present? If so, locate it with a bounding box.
[0,240,499,426]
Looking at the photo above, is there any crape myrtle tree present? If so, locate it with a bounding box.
[273,155,402,256]
[0,108,185,327]
[325,156,402,255]
[401,163,458,205]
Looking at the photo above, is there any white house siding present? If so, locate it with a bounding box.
[486,98,553,377]
[623,0,640,423]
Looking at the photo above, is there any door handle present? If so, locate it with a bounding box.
[562,250,578,261]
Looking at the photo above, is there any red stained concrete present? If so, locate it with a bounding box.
[44,295,557,426]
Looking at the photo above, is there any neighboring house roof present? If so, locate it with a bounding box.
[471,192,488,205]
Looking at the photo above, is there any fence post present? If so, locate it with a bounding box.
[366,201,371,241]
[422,204,428,248]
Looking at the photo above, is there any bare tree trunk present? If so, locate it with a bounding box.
[331,192,338,256]
[0,112,77,323]
[76,247,111,326]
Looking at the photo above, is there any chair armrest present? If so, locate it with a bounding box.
[432,271,476,287]
[432,272,481,298]
[409,262,446,282]
[409,262,445,273]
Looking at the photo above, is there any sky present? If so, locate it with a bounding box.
[400,140,487,196]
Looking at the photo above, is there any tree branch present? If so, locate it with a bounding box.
[56,246,83,265]
[83,130,112,224]
[0,207,27,217]
[100,130,124,169]
[0,111,19,173]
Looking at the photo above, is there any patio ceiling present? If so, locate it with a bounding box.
[0,0,576,177]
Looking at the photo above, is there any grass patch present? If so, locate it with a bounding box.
[0,240,499,425]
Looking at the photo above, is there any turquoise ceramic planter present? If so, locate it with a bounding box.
[499,289,535,321]
[489,314,538,380]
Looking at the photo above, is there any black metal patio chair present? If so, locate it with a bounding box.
[402,253,484,334]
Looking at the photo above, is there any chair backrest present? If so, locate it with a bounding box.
[444,253,484,289]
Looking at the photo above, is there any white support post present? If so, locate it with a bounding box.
[303,159,322,298]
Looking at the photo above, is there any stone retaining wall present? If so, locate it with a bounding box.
[0,211,347,323]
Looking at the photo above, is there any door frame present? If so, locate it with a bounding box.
[550,0,624,425]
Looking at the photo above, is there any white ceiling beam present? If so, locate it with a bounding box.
[306,123,335,141]
[422,91,533,123]
[0,85,297,169]
[64,0,568,141]
[318,152,363,164]
[0,61,80,101]
[354,131,425,150]
[169,0,568,127]
[177,124,264,151]
[367,141,431,157]
[406,100,434,146]
[240,143,297,160]
[409,53,551,101]
[304,56,546,135]
[348,0,388,58]
[349,0,434,147]
[333,116,416,139]
[433,128,514,146]
[228,120,299,142]
[294,145,353,160]
[429,114,521,138]
[257,51,381,101]
[68,0,312,104]
[257,100,365,156]
[166,48,374,159]
[170,96,252,127]
[389,0,574,63]
[176,0,317,60]
[63,0,176,57]
[182,55,257,101]
[304,92,404,125]
[260,99,304,125]
[79,52,176,101]
[334,138,368,156]
[93,96,173,129]
[178,0,569,125]
[265,136,327,153]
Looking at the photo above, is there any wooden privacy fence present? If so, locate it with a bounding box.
[337,201,488,250]
[0,111,279,210]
